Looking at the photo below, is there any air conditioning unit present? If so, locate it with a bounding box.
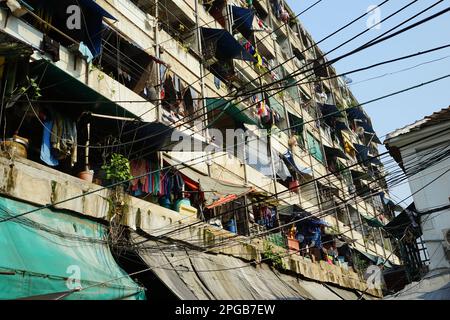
[443,229,450,262]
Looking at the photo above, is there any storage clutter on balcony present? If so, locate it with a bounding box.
[24,0,117,58]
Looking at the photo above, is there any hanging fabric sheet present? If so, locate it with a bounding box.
[130,159,161,196]
[49,110,77,166]
[40,120,59,166]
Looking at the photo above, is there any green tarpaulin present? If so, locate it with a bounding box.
[30,60,138,119]
[360,213,385,228]
[206,98,258,125]
[353,248,393,269]
[0,196,145,300]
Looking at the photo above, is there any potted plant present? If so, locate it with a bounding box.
[101,153,133,245]
[1,77,41,159]
[78,122,93,182]
[0,134,29,158]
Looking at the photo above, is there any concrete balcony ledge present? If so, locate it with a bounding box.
[0,9,157,122]
[99,0,156,46]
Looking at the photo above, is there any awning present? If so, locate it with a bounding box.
[351,169,372,182]
[319,103,344,119]
[206,98,258,125]
[384,203,421,239]
[351,247,393,268]
[354,143,381,166]
[341,131,357,156]
[347,106,367,121]
[118,119,206,152]
[278,204,313,219]
[380,192,404,212]
[354,144,382,166]
[384,270,450,300]
[17,290,81,300]
[281,150,312,178]
[231,6,254,39]
[335,120,351,132]
[368,155,383,167]
[0,31,34,57]
[30,59,138,118]
[324,145,348,160]
[277,205,328,226]
[201,28,255,62]
[163,156,253,207]
[26,0,117,56]
[364,132,382,144]
[356,119,375,134]
[0,196,145,300]
[360,212,385,228]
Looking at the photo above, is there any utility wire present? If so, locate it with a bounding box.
[100,3,450,153]
[71,159,450,293]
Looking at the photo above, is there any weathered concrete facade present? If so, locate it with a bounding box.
[0,155,381,296]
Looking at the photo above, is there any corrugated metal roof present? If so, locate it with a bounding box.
[385,106,450,142]
[133,235,356,300]
[384,270,450,300]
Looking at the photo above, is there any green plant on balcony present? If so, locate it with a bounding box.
[101,153,132,246]
[101,153,132,184]
[89,64,106,82]
[6,76,41,108]
[352,254,370,277]
[262,241,285,270]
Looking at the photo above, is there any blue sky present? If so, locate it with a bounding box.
[287,0,450,204]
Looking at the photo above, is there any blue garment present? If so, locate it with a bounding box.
[79,41,94,63]
[214,76,221,89]
[40,120,59,166]
[131,189,144,197]
[310,226,322,248]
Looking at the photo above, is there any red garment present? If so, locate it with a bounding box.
[130,159,148,192]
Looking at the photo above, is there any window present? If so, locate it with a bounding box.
[337,207,350,226]
[288,112,304,147]
[94,27,159,101]
[306,132,324,163]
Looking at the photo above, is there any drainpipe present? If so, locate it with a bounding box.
[154,0,161,123]
[194,0,211,177]
[154,0,164,171]
[379,228,387,258]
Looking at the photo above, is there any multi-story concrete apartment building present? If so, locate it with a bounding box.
[0,0,402,299]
